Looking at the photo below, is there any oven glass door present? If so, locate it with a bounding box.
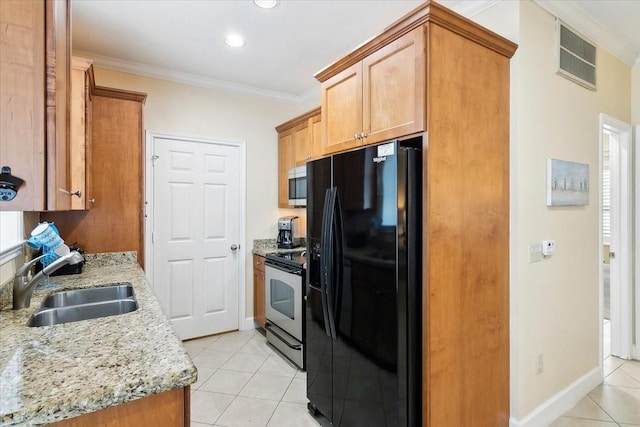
[288,166,307,206]
[265,265,303,341]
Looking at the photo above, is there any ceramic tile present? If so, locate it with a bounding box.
[183,340,209,358]
[209,330,258,352]
[295,370,307,380]
[282,378,308,404]
[256,354,298,377]
[200,369,253,395]
[603,355,625,376]
[192,348,235,369]
[266,402,321,427]
[220,352,268,373]
[190,390,234,425]
[237,335,274,356]
[562,396,614,421]
[216,396,278,427]
[604,369,640,388]
[191,367,217,390]
[589,384,640,425]
[619,360,640,383]
[239,373,293,401]
[549,417,618,427]
[191,422,211,427]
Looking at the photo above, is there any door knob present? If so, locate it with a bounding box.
[231,244,239,251]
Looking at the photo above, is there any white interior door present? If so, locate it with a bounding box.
[152,135,242,340]
[600,114,632,360]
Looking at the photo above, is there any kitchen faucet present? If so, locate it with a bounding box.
[13,251,84,309]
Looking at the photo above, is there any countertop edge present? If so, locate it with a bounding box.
[0,254,197,426]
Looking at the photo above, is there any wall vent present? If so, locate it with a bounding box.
[556,20,597,90]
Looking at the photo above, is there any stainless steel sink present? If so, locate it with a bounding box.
[28,299,139,327]
[41,284,134,308]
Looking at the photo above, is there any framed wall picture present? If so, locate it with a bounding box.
[547,159,589,206]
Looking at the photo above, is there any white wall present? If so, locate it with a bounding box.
[91,67,318,320]
[471,0,632,423]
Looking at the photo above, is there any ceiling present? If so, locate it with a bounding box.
[71,0,640,103]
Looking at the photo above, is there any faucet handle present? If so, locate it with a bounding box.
[15,254,47,277]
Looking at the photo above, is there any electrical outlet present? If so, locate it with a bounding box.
[535,353,544,375]
[529,243,543,263]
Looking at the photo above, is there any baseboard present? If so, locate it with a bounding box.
[509,366,602,427]
[240,317,257,331]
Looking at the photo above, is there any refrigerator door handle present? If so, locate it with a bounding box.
[319,188,333,338]
[324,187,338,341]
[328,188,344,340]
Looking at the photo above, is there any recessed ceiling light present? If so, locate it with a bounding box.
[254,0,279,9]
[225,34,245,48]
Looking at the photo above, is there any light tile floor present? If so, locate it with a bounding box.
[185,327,640,427]
[550,320,640,426]
[183,329,321,427]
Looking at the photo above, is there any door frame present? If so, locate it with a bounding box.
[598,114,633,361]
[635,124,640,360]
[144,131,247,334]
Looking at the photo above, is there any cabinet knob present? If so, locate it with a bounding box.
[354,134,358,140]
[360,132,367,139]
[89,198,95,204]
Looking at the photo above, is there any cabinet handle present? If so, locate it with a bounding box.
[89,198,95,204]
[61,189,82,198]
[360,132,367,139]
[354,134,358,140]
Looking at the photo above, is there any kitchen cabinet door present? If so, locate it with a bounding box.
[253,255,266,329]
[362,27,425,146]
[0,0,73,211]
[0,1,46,211]
[309,113,322,162]
[318,28,425,155]
[69,57,93,210]
[293,122,311,166]
[278,132,294,208]
[320,63,363,155]
[45,0,72,211]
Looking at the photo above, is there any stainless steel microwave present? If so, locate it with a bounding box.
[288,165,306,206]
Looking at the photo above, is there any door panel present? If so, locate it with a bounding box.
[153,136,241,339]
[321,63,363,155]
[363,27,425,145]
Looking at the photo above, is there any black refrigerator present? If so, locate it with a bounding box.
[305,137,422,426]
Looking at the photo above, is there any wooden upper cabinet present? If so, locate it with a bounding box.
[0,0,46,211]
[320,64,363,155]
[277,132,294,208]
[275,107,321,207]
[363,27,425,144]
[45,0,72,211]
[69,57,94,210]
[292,122,311,166]
[310,113,323,161]
[0,0,73,211]
[319,27,425,155]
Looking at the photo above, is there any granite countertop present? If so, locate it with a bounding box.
[0,252,197,426]
[252,239,306,257]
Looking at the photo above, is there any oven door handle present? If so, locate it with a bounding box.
[266,324,302,350]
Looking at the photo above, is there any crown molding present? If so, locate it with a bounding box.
[533,0,638,67]
[73,50,309,104]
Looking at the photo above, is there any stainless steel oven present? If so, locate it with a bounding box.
[264,252,305,369]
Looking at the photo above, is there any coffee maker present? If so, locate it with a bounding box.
[277,216,301,249]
